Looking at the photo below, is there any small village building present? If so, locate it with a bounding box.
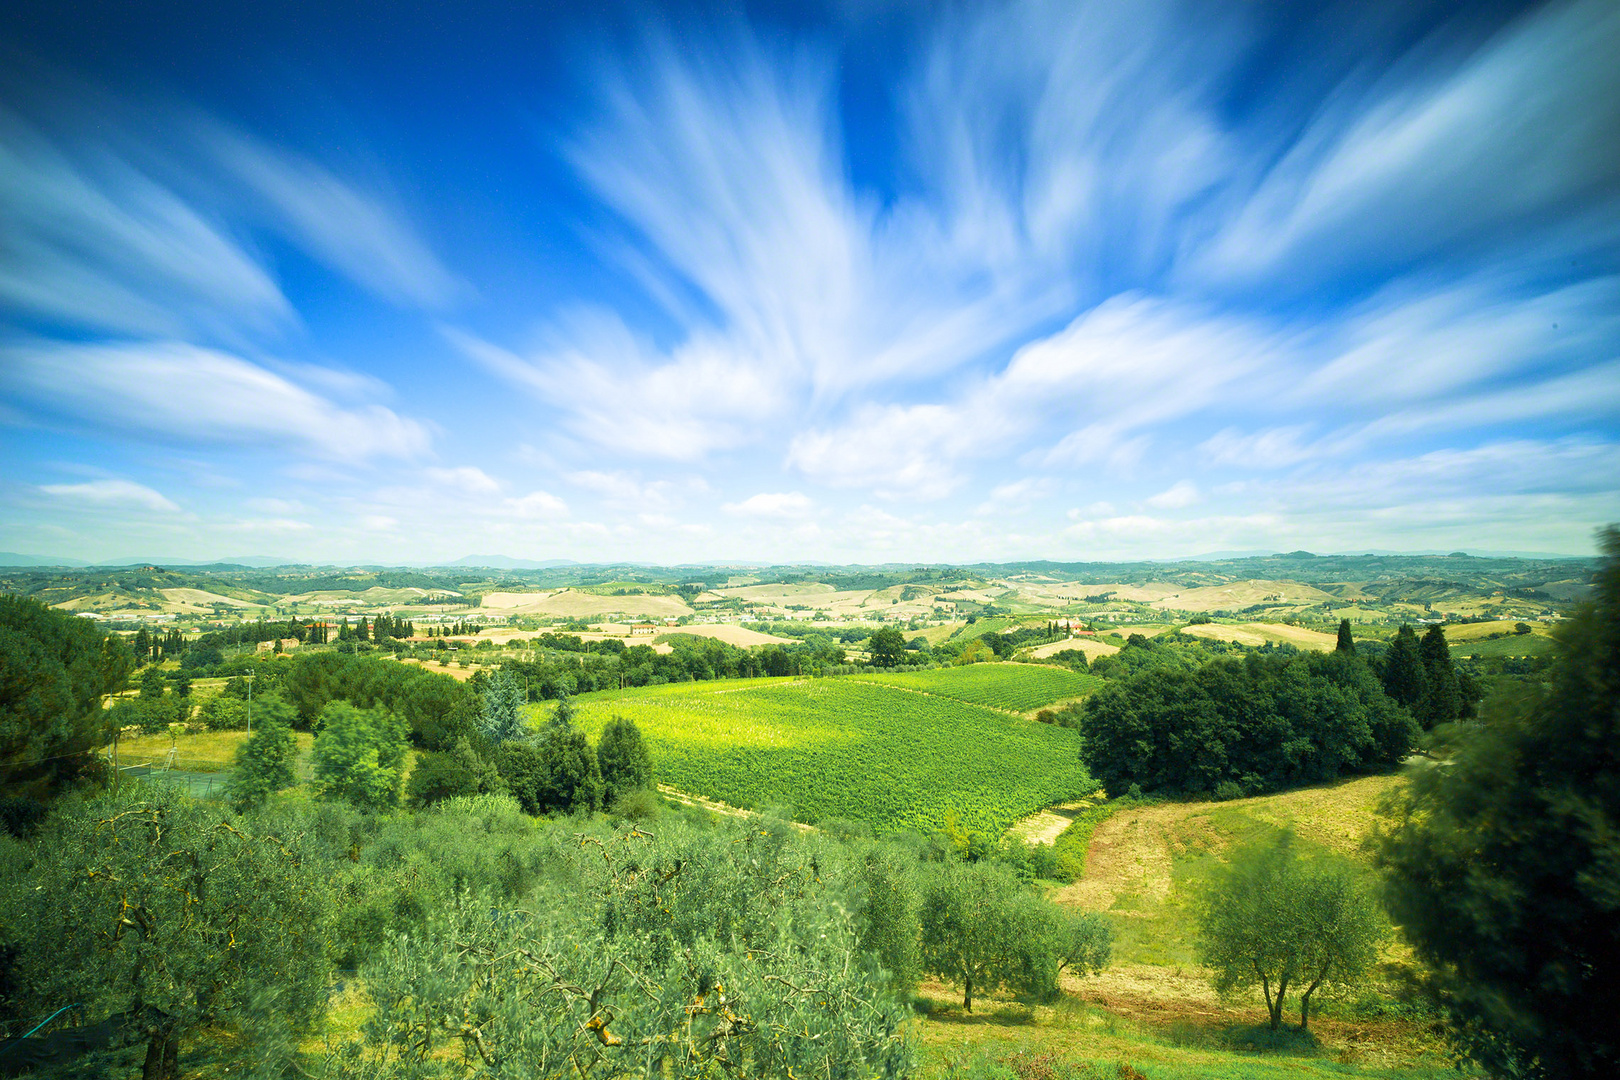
[629,622,658,635]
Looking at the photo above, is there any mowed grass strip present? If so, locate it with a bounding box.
[853,662,1102,713]
[564,677,1090,836]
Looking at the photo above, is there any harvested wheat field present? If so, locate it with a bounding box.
[1180,621,1339,650]
[654,624,795,647]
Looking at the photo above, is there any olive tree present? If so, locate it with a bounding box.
[0,787,329,1080]
[1198,833,1384,1029]
[920,860,1110,1011]
[340,820,912,1080]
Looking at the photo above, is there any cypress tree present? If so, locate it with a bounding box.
[1383,625,1428,714]
[1419,625,1461,728]
[1336,619,1356,654]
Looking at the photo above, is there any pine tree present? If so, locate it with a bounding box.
[479,670,529,744]
[1336,619,1356,654]
[1382,625,1427,714]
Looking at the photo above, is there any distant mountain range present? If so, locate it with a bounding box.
[0,548,1590,571]
[0,553,289,568]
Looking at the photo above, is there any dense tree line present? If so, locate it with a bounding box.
[503,633,848,698]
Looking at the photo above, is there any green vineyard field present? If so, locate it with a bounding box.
[852,662,1102,712]
[560,676,1091,836]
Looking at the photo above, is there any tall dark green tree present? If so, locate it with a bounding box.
[479,668,529,744]
[0,597,132,798]
[1418,624,1461,728]
[596,715,653,807]
[1335,619,1356,654]
[1382,624,1428,715]
[532,699,602,814]
[1376,527,1620,1079]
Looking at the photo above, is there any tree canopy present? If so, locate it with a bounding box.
[1080,650,1416,797]
[1377,527,1620,1078]
[1198,833,1384,1030]
[0,597,132,798]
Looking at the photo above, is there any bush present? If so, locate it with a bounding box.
[197,694,247,731]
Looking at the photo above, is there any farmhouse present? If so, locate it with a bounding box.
[629,622,658,635]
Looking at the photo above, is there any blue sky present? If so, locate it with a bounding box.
[1,0,1616,564]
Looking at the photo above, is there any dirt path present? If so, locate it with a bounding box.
[1004,797,1096,845]
[1048,774,1406,913]
[656,785,813,831]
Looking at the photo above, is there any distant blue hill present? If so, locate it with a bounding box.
[0,552,91,567]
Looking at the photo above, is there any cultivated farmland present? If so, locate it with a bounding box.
[853,662,1102,712]
[564,676,1091,836]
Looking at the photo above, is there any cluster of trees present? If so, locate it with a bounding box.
[424,619,480,637]
[1080,649,1418,798]
[337,613,415,642]
[407,678,655,818]
[1375,622,1480,728]
[504,633,850,698]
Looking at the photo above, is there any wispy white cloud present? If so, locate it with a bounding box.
[1145,480,1200,510]
[208,127,465,309]
[424,466,501,495]
[1,340,431,460]
[0,111,291,338]
[39,479,180,512]
[1190,0,1620,285]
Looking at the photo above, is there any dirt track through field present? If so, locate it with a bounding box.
[1051,774,1406,914]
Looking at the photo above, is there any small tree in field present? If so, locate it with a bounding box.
[920,860,1110,1010]
[1198,833,1384,1030]
[224,693,297,812]
[865,627,909,668]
